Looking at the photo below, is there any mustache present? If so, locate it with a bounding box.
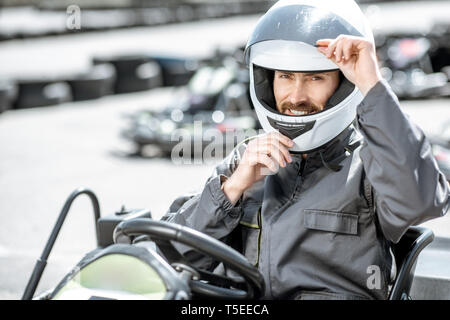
[280,101,321,113]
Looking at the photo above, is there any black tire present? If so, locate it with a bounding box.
[152,56,198,87]
[14,79,72,109]
[66,63,116,101]
[93,55,163,93]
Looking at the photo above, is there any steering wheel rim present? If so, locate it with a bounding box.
[113,218,265,299]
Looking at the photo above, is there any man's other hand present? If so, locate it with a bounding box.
[316,35,383,96]
[222,132,294,205]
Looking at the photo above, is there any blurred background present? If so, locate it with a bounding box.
[1,0,449,300]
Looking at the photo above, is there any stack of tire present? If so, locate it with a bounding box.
[1,53,199,112]
[93,55,164,94]
[12,63,117,109]
[93,54,198,91]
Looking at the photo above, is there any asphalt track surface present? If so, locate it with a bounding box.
[1,10,449,300]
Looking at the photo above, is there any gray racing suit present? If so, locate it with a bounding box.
[161,80,449,299]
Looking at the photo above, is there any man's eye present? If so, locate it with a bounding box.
[279,73,292,79]
[311,76,323,81]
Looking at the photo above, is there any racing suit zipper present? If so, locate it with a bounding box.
[264,157,306,298]
[255,208,262,268]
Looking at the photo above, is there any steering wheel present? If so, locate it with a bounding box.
[113,218,265,300]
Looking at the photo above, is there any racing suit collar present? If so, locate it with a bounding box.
[294,125,361,175]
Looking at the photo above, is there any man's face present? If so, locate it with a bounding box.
[273,70,340,116]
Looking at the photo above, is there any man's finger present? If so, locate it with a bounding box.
[268,132,295,149]
[267,133,294,164]
[268,139,292,165]
[256,154,278,173]
[249,132,294,165]
[342,40,354,61]
[324,38,339,58]
[335,39,345,62]
[316,39,332,47]
[265,143,287,168]
[250,141,287,168]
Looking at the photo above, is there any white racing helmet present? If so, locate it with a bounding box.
[244,0,374,153]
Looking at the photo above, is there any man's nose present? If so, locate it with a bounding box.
[289,82,308,105]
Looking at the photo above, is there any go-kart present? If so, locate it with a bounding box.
[120,46,260,158]
[121,108,258,159]
[375,22,450,99]
[22,187,434,300]
[22,188,265,300]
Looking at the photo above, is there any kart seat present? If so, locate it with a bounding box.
[388,226,434,300]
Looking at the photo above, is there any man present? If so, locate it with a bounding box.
[161,0,449,299]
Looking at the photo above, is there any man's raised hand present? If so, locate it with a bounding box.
[316,35,383,96]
